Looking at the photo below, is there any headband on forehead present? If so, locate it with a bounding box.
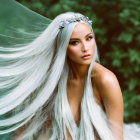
[59,15,92,29]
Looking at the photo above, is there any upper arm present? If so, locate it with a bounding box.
[99,71,123,123]
[95,69,124,139]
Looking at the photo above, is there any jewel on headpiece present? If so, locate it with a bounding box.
[59,15,92,29]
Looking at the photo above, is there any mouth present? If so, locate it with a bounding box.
[82,54,91,59]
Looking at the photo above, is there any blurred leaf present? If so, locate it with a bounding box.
[128,49,140,63]
[112,59,121,67]
[118,32,133,43]
[136,34,140,44]
[127,78,140,91]
[119,9,130,18]
[94,28,107,35]
[97,36,107,45]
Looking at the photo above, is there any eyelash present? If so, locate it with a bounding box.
[70,36,93,45]
[87,36,93,41]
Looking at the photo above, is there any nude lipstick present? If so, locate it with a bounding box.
[82,54,91,59]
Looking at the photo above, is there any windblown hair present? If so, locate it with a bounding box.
[0,12,115,140]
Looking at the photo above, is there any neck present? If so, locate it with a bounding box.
[69,61,90,81]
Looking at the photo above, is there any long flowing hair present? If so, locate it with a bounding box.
[0,12,114,140]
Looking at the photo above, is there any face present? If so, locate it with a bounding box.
[67,23,95,66]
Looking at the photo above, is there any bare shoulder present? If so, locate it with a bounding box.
[92,62,117,84]
[91,62,123,102]
[92,62,124,139]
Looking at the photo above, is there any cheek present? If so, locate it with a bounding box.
[67,46,80,59]
[90,39,95,52]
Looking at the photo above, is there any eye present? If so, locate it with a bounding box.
[70,41,79,45]
[86,36,93,41]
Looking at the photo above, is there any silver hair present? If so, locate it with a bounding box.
[0,12,119,140]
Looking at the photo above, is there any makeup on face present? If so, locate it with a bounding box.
[67,23,95,65]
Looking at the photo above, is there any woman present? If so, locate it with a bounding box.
[62,18,123,139]
[0,11,123,140]
[0,1,139,140]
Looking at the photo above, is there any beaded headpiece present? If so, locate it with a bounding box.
[59,15,92,29]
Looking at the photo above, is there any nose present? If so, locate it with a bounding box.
[81,41,88,52]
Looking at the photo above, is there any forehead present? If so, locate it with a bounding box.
[70,23,92,38]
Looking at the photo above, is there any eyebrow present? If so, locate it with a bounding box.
[70,32,93,40]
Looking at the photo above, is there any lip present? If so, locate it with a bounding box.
[82,54,91,59]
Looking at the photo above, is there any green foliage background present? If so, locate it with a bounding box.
[16,0,140,123]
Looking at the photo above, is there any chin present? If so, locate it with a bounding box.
[79,60,92,65]
[68,58,93,66]
[81,62,92,66]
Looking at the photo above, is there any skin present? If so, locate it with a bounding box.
[67,23,124,140]
[13,22,123,140]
